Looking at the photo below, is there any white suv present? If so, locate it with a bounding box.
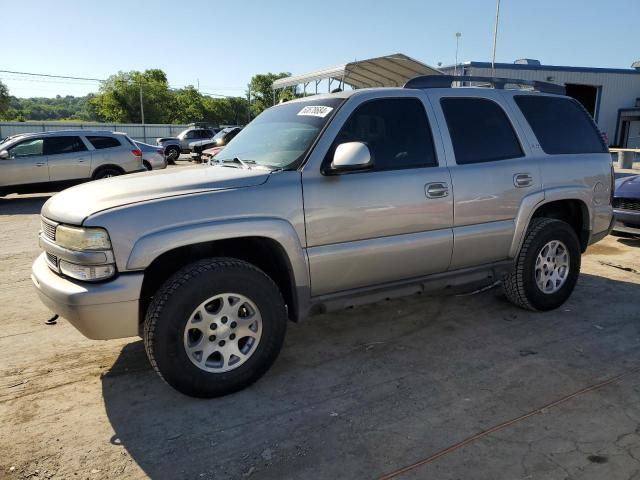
[0,130,144,196]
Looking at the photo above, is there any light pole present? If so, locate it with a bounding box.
[491,0,501,77]
[454,32,462,77]
[138,82,145,125]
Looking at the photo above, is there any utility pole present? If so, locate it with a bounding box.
[491,0,501,77]
[454,32,462,77]
[139,82,145,124]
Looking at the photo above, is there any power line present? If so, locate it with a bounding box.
[1,69,240,98]
[0,69,105,82]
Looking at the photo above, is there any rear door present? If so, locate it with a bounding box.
[427,90,541,270]
[0,137,48,188]
[302,93,454,296]
[45,135,91,182]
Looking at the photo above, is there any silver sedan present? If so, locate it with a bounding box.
[135,142,168,170]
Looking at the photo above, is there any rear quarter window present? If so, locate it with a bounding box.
[87,136,121,149]
[514,95,607,154]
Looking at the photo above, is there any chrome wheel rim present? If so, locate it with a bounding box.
[535,240,570,294]
[183,293,262,373]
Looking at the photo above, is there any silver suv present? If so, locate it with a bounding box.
[0,130,144,196]
[156,126,217,161]
[32,76,614,398]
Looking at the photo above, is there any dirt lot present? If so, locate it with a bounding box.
[1,192,640,480]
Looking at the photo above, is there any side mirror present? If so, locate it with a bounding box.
[329,142,373,173]
[0,150,8,160]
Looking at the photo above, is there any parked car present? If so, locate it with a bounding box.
[612,174,640,235]
[33,76,614,398]
[202,145,225,162]
[0,130,144,196]
[134,141,168,170]
[156,126,218,162]
[190,127,242,162]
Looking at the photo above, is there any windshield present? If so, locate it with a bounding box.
[215,98,344,169]
[212,128,233,141]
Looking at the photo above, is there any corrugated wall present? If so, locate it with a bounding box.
[0,122,189,144]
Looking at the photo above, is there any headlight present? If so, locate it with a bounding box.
[59,261,116,281]
[56,225,111,251]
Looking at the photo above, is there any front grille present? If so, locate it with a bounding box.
[45,252,59,271]
[41,218,57,241]
[613,198,640,212]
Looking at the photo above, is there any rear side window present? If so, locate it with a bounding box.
[331,98,438,171]
[441,97,524,165]
[44,136,87,155]
[87,136,121,149]
[514,96,607,154]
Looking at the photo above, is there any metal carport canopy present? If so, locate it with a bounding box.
[272,53,443,90]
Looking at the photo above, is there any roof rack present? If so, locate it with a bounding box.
[404,75,565,95]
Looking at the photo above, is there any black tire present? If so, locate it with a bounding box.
[143,258,287,398]
[165,146,180,163]
[143,160,152,171]
[93,167,123,179]
[503,218,581,311]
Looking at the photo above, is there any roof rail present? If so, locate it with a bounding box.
[404,75,566,95]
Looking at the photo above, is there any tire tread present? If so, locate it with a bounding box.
[503,217,562,311]
[143,257,282,390]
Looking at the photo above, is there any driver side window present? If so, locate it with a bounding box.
[8,138,44,159]
[328,98,438,171]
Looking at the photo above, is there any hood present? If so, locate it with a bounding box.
[42,165,270,225]
[614,174,640,198]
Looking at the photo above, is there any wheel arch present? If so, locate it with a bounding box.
[92,164,125,179]
[133,219,310,326]
[510,189,593,257]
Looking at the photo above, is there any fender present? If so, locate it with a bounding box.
[508,186,593,258]
[126,216,311,315]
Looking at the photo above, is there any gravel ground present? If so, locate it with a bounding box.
[1,189,639,480]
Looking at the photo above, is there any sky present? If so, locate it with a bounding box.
[2,0,639,99]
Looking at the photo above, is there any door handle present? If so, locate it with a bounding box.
[78,159,87,163]
[514,173,533,188]
[425,182,449,199]
[35,162,46,167]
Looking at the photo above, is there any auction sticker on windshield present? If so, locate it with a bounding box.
[297,106,334,118]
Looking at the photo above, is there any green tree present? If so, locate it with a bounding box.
[0,80,10,119]
[247,72,291,117]
[91,69,175,123]
[171,86,208,124]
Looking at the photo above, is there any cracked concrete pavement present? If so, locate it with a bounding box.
[0,192,639,480]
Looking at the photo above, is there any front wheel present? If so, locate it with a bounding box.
[503,218,581,311]
[165,146,180,164]
[143,258,287,398]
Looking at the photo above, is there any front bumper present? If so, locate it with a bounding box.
[613,208,640,235]
[31,253,143,340]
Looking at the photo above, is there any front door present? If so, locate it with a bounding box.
[0,137,49,189]
[302,95,454,296]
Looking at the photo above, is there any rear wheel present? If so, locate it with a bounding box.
[503,218,581,311]
[143,160,152,171]
[93,167,122,179]
[143,258,287,398]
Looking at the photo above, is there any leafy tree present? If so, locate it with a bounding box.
[247,72,291,116]
[91,69,175,123]
[0,80,10,119]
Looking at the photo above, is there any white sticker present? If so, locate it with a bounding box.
[297,106,334,118]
